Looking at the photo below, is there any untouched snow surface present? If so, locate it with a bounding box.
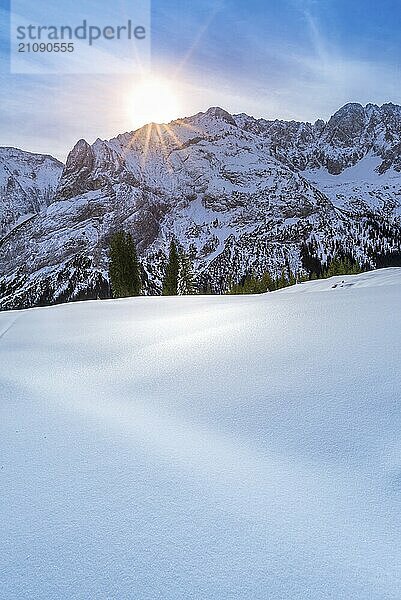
[1,268,401,599]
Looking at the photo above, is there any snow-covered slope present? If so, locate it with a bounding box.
[0,147,63,238]
[303,154,401,215]
[0,268,400,599]
[238,103,401,216]
[1,103,401,309]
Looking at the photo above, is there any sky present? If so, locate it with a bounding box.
[1,0,401,160]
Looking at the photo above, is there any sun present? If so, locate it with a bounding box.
[127,78,180,130]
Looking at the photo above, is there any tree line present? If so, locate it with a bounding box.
[226,255,363,295]
[108,229,384,299]
[108,231,196,298]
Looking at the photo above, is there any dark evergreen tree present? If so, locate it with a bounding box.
[226,267,308,295]
[162,239,180,295]
[276,269,288,290]
[178,250,197,295]
[259,271,274,292]
[375,251,401,268]
[108,231,141,298]
[325,256,361,278]
[300,241,324,278]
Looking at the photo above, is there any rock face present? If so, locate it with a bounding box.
[238,102,401,174]
[1,103,401,309]
[0,147,62,237]
[57,139,96,200]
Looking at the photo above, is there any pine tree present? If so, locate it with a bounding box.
[326,256,361,278]
[300,241,324,278]
[178,250,197,295]
[276,269,288,290]
[108,231,141,298]
[162,239,180,295]
[260,272,274,292]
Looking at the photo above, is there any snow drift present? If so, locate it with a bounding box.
[0,268,400,599]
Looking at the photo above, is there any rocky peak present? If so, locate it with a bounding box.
[65,139,93,170]
[314,119,326,134]
[203,107,237,126]
[324,103,367,147]
[56,139,97,201]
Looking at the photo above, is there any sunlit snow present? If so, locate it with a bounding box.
[1,269,400,599]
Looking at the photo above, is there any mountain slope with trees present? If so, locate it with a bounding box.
[1,103,401,308]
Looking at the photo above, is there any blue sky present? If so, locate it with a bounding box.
[1,0,401,160]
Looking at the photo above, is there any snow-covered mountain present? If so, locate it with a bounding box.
[238,102,401,215]
[1,103,401,309]
[1,269,401,598]
[0,147,62,238]
[237,102,401,174]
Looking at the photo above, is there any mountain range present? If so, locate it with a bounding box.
[1,101,401,310]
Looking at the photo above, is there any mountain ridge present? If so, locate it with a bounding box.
[1,101,401,309]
